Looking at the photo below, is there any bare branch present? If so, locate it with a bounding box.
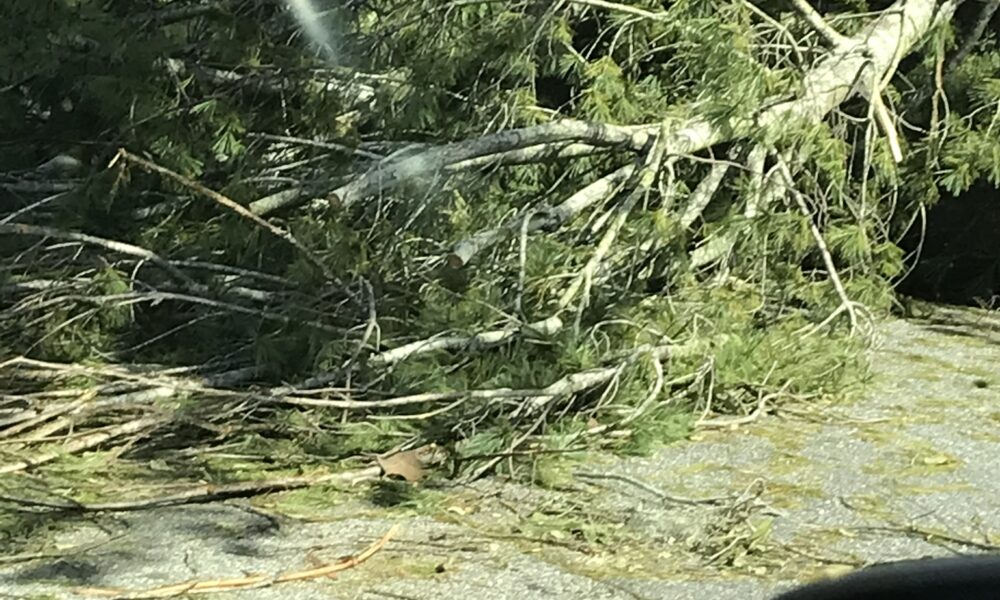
[788,0,849,46]
[0,222,196,288]
[567,0,669,20]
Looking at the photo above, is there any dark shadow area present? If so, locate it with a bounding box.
[898,181,1000,309]
[772,554,1000,600]
[910,304,1000,347]
[13,558,102,585]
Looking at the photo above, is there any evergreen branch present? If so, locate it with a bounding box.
[292,0,939,218]
[115,149,337,283]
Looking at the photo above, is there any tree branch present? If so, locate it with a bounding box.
[285,0,939,217]
[788,0,849,46]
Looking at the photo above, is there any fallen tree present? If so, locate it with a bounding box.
[2,0,997,488]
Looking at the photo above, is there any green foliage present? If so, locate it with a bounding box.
[620,408,694,456]
[2,0,991,485]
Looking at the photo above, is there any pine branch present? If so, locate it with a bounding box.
[283,0,940,217]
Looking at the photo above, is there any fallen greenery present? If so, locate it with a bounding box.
[1,0,998,517]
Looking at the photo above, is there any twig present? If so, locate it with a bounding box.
[850,523,1000,552]
[696,382,790,428]
[114,149,335,282]
[773,156,860,334]
[77,525,400,598]
[0,222,196,288]
[467,405,551,481]
[567,0,668,21]
[247,131,384,160]
[574,471,730,506]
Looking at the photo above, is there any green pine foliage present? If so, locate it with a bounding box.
[1,0,997,483]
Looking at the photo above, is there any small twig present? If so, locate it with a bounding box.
[77,525,399,597]
[0,535,126,565]
[697,382,790,428]
[0,469,381,513]
[0,222,196,288]
[778,542,865,567]
[773,156,861,334]
[467,405,551,481]
[850,522,1000,552]
[247,131,384,160]
[620,354,664,425]
[574,471,730,506]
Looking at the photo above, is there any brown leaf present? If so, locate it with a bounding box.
[376,449,426,482]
